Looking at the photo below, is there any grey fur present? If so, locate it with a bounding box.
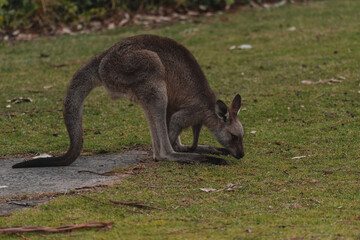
[12,34,244,168]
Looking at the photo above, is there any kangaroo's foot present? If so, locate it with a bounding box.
[155,152,228,165]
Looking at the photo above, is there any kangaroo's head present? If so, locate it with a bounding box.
[213,94,245,159]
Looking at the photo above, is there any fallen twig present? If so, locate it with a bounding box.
[0,222,113,234]
[50,60,84,68]
[80,196,142,213]
[0,109,62,117]
[14,233,31,240]
[0,130,17,134]
[109,200,162,210]
[168,226,224,235]
[0,213,12,217]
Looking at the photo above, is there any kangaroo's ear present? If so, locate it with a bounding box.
[230,94,241,115]
[215,100,229,121]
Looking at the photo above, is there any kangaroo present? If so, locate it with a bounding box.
[12,34,244,168]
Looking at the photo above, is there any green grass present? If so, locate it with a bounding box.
[1,0,360,239]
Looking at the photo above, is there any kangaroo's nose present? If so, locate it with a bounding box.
[235,152,245,159]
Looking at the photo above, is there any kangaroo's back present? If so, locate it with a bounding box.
[106,35,217,111]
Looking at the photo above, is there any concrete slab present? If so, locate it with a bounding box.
[0,150,148,215]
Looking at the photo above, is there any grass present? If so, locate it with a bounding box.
[1,0,360,239]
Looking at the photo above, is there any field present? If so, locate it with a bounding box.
[0,0,359,239]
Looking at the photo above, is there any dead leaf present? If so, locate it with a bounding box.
[89,21,102,30]
[301,80,313,85]
[291,155,307,159]
[301,77,343,85]
[263,0,286,8]
[200,183,243,193]
[119,17,129,27]
[12,30,20,36]
[43,85,53,89]
[229,44,252,50]
[200,188,217,192]
[187,11,199,17]
[17,33,33,41]
[107,23,116,30]
[32,153,52,159]
[61,27,72,34]
[289,202,302,209]
[8,97,33,104]
[224,183,243,191]
[238,44,252,49]
[249,0,261,8]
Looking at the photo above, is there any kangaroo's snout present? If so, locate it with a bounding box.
[234,153,244,159]
[234,151,244,159]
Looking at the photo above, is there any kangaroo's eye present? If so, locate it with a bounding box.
[231,134,238,141]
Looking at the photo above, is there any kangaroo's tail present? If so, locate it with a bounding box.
[12,57,103,168]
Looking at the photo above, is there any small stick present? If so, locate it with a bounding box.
[50,61,84,68]
[15,232,32,240]
[0,222,113,234]
[109,200,162,210]
[80,196,142,213]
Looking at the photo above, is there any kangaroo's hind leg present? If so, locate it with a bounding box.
[138,88,226,165]
[133,78,225,164]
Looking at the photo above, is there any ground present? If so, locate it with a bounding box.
[0,151,146,215]
[0,0,360,239]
